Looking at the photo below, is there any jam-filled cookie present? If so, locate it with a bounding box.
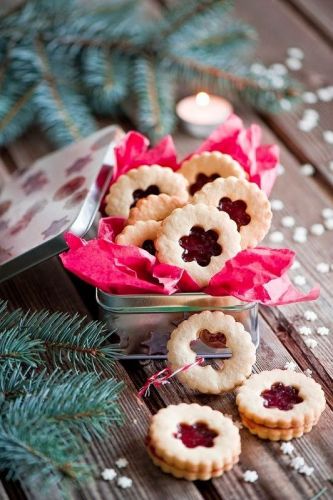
[193,177,272,249]
[116,220,161,256]
[127,194,185,225]
[105,165,188,218]
[179,152,246,197]
[167,311,256,394]
[155,203,241,287]
[146,403,241,480]
[236,369,326,441]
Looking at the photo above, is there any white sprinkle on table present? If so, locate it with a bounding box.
[316,262,330,273]
[304,310,318,321]
[317,87,333,102]
[316,326,330,336]
[269,231,284,243]
[302,91,317,104]
[290,456,305,470]
[280,442,295,455]
[286,58,302,71]
[293,227,307,243]
[117,476,133,489]
[299,326,312,336]
[321,208,333,219]
[310,223,325,236]
[284,361,297,371]
[277,164,286,175]
[101,468,117,481]
[329,160,333,172]
[300,163,315,176]
[287,47,304,59]
[299,465,314,476]
[304,368,312,377]
[293,275,307,286]
[323,130,333,144]
[304,338,318,349]
[271,199,284,211]
[291,260,301,270]
[116,458,129,468]
[281,216,295,228]
[324,218,333,230]
[243,470,258,483]
[270,63,287,75]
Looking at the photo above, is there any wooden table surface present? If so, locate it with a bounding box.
[1,0,333,499]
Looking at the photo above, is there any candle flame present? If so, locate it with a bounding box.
[195,91,210,107]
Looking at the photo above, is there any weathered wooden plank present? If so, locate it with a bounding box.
[235,0,333,187]
[287,0,333,44]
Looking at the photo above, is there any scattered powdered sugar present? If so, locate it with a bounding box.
[300,164,315,176]
[316,326,330,336]
[298,326,312,336]
[304,338,318,349]
[116,458,129,468]
[293,275,307,286]
[310,223,325,236]
[271,199,284,211]
[284,361,297,371]
[281,216,295,228]
[117,476,133,489]
[269,231,284,243]
[101,468,117,481]
[280,442,295,455]
[316,262,330,273]
[304,310,318,321]
[243,470,258,483]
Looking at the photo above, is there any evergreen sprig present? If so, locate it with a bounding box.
[0,300,124,495]
[0,0,300,146]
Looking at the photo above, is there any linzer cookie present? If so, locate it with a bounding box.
[115,220,161,256]
[155,203,241,287]
[236,369,326,441]
[167,311,256,394]
[105,165,188,218]
[193,176,272,249]
[179,152,246,196]
[146,403,241,480]
[127,194,185,225]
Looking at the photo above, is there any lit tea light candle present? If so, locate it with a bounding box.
[176,92,233,138]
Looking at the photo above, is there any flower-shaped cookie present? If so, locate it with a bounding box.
[155,203,241,287]
[116,220,161,256]
[179,152,246,196]
[236,369,326,440]
[193,176,272,249]
[127,194,185,225]
[167,311,256,393]
[146,403,241,480]
[105,165,188,218]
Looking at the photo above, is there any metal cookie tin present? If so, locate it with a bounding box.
[97,290,259,360]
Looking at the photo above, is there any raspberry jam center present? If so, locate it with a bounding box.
[261,382,303,411]
[179,225,222,267]
[174,422,218,448]
[199,329,227,349]
[141,239,155,255]
[131,185,160,208]
[190,173,220,196]
[218,197,251,231]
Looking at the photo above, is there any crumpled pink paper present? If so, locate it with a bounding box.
[193,114,279,196]
[112,131,178,184]
[60,219,319,305]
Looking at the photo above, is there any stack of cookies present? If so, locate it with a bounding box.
[105,151,272,287]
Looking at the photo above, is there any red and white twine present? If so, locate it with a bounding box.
[138,357,204,398]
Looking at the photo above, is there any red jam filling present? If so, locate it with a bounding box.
[174,422,218,448]
[218,197,251,231]
[189,173,220,196]
[199,329,227,349]
[130,185,160,208]
[179,225,222,267]
[261,382,303,411]
[141,239,155,255]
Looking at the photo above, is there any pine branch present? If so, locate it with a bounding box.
[131,56,176,141]
[0,326,43,368]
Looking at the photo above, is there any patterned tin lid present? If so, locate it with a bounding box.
[0,125,124,283]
